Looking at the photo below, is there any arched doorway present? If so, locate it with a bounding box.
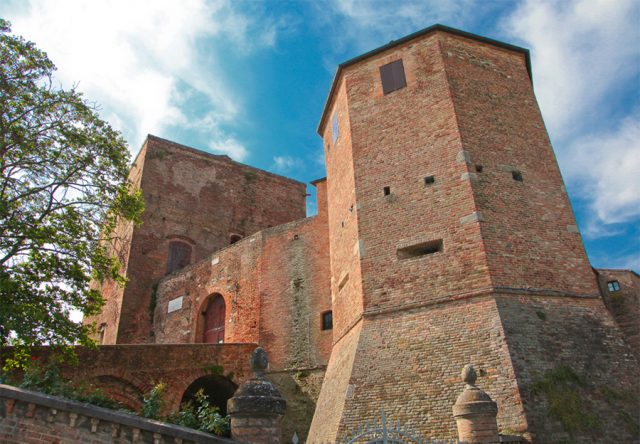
[181,375,237,415]
[203,294,225,343]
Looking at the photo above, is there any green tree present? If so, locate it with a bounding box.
[0,19,144,362]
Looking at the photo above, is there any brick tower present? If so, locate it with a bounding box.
[308,25,638,442]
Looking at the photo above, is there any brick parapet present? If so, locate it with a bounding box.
[0,384,233,444]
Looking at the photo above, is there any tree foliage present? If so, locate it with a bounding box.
[0,19,144,358]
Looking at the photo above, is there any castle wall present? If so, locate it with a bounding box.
[153,182,331,440]
[87,143,148,345]
[88,135,307,344]
[595,269,640,360]
[440,34,597,295]
[496,293,639,442]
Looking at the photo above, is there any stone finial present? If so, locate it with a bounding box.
[462,364,477,387]
[453,364,499,444]
[251,347,269,379]
[228,347,286,443]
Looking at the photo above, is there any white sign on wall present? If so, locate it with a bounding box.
[167,296,184,313]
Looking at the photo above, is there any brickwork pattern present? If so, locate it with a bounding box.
[86,135,306,344]
[595,269,640,360]
[0,384,230,444]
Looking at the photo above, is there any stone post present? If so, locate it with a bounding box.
[227,347,286,444]
[452,364,499,444]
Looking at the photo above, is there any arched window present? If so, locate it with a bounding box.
[167,241,192,274]
[229,234,242,245]
[203,294,226,343]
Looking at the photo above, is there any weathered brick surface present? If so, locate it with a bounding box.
[3,344,255,416]
[152,179,331,438]
[0,384,231,443]
[496,293,639,443]
[86,135,306,344]
[595,269,640,360]
[309,28,638,443]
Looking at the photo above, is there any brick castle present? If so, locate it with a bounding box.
[82,25,639,442]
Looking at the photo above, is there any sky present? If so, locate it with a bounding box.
[1,0,638,272]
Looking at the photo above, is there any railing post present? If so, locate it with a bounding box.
[452,365,499,444]
[227,347,286,444]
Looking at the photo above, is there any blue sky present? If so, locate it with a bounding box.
[1,0,638,272]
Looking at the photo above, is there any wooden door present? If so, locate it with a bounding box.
[203,295,225,343]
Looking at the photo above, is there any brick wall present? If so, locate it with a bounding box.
[309,28,638,443]
[595,269,640,361]
[0,384,231,443]
[86,135,307,344]
[152,180,331,438]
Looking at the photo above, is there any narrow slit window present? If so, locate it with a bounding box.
[332,113,339,144]
[512,170,523,182]
[397,239,443,260]
[607,280,620,292]
[424,175,435,186]
[380,59,407,95]
[321,311,333,330]
[383,186,391,196]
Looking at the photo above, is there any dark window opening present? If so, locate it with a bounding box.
[332,113,339,144]
[380,59,407,95]
[397,239,443,260]
[229,234,242,245]
[167,241,192,274]
[181,375,236,416]
[475,164,484,173]
[607,280,620,292]
[322,311,333,330]
[512,170,523,182]
[424,175,435,185]
[383,186,391,196]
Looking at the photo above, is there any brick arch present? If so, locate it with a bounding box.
[180,374,238,415]
[195,292,228,343]
[90,375,144,411]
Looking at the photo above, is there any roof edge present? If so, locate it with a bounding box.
[317,24,532,135]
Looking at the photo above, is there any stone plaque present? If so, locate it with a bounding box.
[167,296,183,313]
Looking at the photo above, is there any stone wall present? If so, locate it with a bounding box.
[0,384,231,444]
[86,135,307,345]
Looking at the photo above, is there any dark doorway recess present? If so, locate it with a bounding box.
[181,375,237,415]
[203,294,225,343]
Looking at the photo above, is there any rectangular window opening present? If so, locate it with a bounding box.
[332,113,339,144]
[321,311,333,330]
[607,280,620,292]
[383,186,391,196]
[397,239,443,260]
[424,175,435,186]
[475,164,484,173]
[512,170,523,182]
[380,59,407,95]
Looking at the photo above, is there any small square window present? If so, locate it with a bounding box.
[383,186,391,196]
[380,59,407,95]
[321,311,333,330]
[424,175,435,185]
[332,113,339,144]
[512,170,523,182]
[607,280,620,292]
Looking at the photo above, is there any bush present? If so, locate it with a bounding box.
[167,389,230,436]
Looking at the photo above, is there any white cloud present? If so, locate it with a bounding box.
[209,137,249,162]
[272,155,303,172]
[503,0,640,140]
[1,0,277,159]
[502,0,640,233]
[563,117,640,225]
